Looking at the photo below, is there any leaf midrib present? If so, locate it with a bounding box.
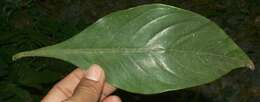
[15,48,244,63]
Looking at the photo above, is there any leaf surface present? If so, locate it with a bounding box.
[13,4,254,94]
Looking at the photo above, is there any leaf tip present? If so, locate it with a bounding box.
[12,52,23,61]
[12,51,31,61]
[247,60,255,71]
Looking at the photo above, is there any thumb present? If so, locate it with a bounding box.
[64,64,105,102]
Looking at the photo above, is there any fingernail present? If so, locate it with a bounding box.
[85,64,102,82]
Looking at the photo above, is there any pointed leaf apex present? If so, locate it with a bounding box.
[12,51,36,61]
[13,52,26,61]
[247,60,255,70]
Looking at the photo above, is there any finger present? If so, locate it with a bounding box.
[102,96,121,102]
[42,68,84,102]
[100,83,116,101]
[64,64,105,102]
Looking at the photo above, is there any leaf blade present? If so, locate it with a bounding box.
[13,4,254,94]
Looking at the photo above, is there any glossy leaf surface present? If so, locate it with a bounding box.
[13,4,254,94]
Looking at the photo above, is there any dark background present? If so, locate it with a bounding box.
[0,0,260,102]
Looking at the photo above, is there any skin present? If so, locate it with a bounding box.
[42,64,121,102]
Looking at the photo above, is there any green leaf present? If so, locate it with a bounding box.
[12,4,254,94]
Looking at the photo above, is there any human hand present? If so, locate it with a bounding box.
[42,64,121,102]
